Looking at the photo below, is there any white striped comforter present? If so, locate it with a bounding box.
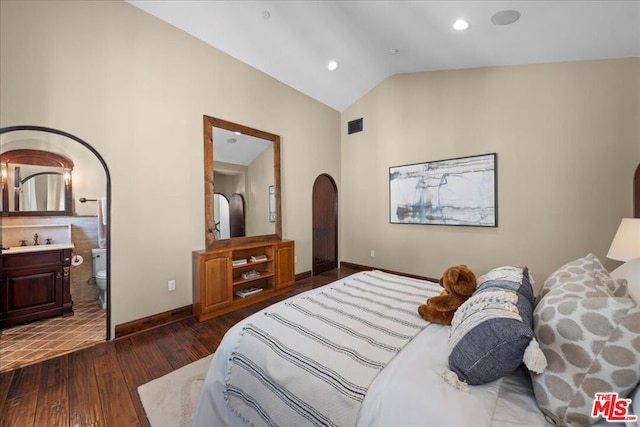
[223,270,436,427]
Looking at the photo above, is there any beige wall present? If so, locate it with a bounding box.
[341,59,640,292]
[247,146,275,237]
[0,0,341,337]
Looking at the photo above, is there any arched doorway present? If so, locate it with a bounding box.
[229,193,246,237]
[312,174,338,275]
[0,125,112,340]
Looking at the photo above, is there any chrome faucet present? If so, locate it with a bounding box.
[33,233,40,246]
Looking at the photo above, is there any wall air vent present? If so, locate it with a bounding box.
[348,118,363,134]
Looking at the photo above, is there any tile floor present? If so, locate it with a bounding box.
[0,300,106,373]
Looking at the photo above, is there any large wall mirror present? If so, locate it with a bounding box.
[1,149,73,216]
[203,115,281,249]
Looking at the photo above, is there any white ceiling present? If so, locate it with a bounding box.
[127,1,640,112]
[213,127,271,167]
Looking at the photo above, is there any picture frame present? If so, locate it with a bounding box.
[268,185,276,222]
[389,153,497,227]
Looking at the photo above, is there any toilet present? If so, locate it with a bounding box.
[91,248,107,309]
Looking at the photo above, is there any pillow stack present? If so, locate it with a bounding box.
[446,266,547,386]
[532,253,640,426]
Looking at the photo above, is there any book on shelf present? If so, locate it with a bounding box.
[249,254,268,262]
[232,258,248,267]
[240,270,261,280]
[235,287,264,298]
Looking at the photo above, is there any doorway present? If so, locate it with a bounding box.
[229,193,246,237]
[312,174,338,275]
[0,125,111,372]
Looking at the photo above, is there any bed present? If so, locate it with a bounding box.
[193,261,639,427]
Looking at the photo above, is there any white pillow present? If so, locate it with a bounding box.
[609,257,640,305]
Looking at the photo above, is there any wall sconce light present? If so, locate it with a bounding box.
[0,165,7,190]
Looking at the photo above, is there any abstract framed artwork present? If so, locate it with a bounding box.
[389,153,497,227]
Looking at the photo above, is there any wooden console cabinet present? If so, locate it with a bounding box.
[0,248,73,328]
[192,240,295,321]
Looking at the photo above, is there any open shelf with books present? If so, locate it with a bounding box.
[192,240,295,321]
[233,271,274,287]
[234,286,264,298]
[230,246,274,288]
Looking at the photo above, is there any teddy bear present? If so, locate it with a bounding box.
[418,265,477,325]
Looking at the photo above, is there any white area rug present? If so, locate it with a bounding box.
[138,354,213,427]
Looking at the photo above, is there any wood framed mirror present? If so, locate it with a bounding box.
[203,115,281,249]
[1,149,73,216]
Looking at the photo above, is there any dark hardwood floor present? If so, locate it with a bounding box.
[0,267,357,427]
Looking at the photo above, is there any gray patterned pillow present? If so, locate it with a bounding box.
[538,253,628,301]
[532,254,640,426]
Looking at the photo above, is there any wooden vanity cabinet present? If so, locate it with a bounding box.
[0,248,73,328]
[192,240,295,321]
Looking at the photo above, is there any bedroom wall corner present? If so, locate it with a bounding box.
[340,58,640,289]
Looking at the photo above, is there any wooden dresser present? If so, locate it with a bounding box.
[0,247,73,328]
[192,240,295,321]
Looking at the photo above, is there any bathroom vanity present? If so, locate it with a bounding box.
[0,224,74,328]
[0,245,74,328]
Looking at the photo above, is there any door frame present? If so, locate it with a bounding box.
[0,125,112,339]
[312,173,338,275]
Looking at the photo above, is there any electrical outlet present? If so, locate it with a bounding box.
[370,250,375,258]
[168,279,176,291]
[294,255,298,263]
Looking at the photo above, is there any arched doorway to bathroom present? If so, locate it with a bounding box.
[0,125,111,370]
[312,173,338,275]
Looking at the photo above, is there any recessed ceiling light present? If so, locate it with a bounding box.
[327,60,339,71]
[227,138,237,144]
[491,9,520,25]
[453,19,470,31]
[388,48,399,55]
[262,10,271,20]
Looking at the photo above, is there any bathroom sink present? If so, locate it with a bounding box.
[2,243,75,254]
[0,224,73,254]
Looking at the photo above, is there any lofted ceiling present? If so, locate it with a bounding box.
[213,127,271,167]
[127,1,640,112]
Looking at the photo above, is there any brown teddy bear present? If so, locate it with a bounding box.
[418,265,477,325]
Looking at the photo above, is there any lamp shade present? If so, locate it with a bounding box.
[607,218,640,262]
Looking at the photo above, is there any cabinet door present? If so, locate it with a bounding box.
[2,265,62,326]
[275,241,295,289]
[202,255,232,313]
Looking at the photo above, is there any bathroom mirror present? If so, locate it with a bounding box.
[203,115,281,249]
[1,149,73,216]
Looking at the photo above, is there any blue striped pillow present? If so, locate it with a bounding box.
[447,266,545,385]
